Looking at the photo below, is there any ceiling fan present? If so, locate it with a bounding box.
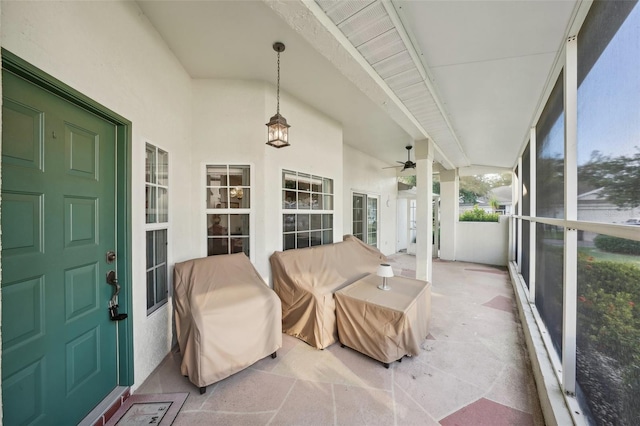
[383,145,416,171]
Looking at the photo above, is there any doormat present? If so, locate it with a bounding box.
[105,393,188,426]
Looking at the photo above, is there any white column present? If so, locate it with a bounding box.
[415,139,434,282]
[439,169,458,261]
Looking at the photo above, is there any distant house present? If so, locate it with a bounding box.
[577,188,639,240]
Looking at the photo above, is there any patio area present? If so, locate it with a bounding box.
[135,254,544,425]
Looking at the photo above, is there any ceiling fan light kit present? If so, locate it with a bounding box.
[400,145,416,171]
[384,145,416,171]
[383,145,416,172]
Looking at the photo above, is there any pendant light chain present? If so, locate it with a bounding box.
[276,50,281,115]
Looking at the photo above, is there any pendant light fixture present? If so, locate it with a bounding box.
[266,42,290,148]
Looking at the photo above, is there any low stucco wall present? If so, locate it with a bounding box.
[455,216,509,266]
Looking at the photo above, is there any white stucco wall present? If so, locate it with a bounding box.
[262,88,344,279]
[455,216,509,266]
[191,80,344,280]
[190,79,266,274]
[342,145,398,255]
[1,0,356,411]
[1,1,193,389]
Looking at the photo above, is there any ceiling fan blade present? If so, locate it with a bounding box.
[383,165,402,169]
[396,161,405,164]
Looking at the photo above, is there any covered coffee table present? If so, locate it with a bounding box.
[335,273,431,368]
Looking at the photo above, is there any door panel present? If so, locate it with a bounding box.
[1,98,43,170]
[2,70,118,425]
[2,192,44,256]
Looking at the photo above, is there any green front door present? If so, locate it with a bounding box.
[2,70,119,425]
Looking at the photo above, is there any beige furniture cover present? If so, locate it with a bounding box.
[270,235,386,349]
[335,273,431,364]
[173,253,282,388]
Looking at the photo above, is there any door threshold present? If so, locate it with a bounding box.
[78,386,130,426]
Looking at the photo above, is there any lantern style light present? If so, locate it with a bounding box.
[266,42,290,148]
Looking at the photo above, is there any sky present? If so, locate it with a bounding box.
[539,4,639,165]
[576,4,640,165]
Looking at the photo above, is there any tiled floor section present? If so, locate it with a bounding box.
[135,255,544,425]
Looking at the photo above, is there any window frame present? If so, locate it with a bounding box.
[281,169,334,250]
[145,143,169,225]
[145,142,169,316]
[146,229,168,315]
[204,164,253,259]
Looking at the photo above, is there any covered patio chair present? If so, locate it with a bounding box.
[173,253,282,393]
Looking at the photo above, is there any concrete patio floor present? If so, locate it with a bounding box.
[135,254,544,425]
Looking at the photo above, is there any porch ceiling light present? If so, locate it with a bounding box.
[266,42,290,148]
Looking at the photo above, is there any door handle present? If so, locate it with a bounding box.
[106,270,120,297]
[106,270,127,321]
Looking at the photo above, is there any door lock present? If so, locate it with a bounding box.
[106,270,127,321]
[106,251,116,264]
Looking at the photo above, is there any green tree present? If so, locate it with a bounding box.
[398,175,416,187]
[459,174,511,204]
[459,176,489,202]
[485,172,513,188]
[579,148,640,208]
[397,175,440,194]
[398,172,512,204]
[489,196,500,212]
[459,188,479,203]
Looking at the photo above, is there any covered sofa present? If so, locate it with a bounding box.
[270,235,386,349]
[173,253,282,392]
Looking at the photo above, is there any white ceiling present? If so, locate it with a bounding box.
[395,0,577,168]
[137,0,579,171]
